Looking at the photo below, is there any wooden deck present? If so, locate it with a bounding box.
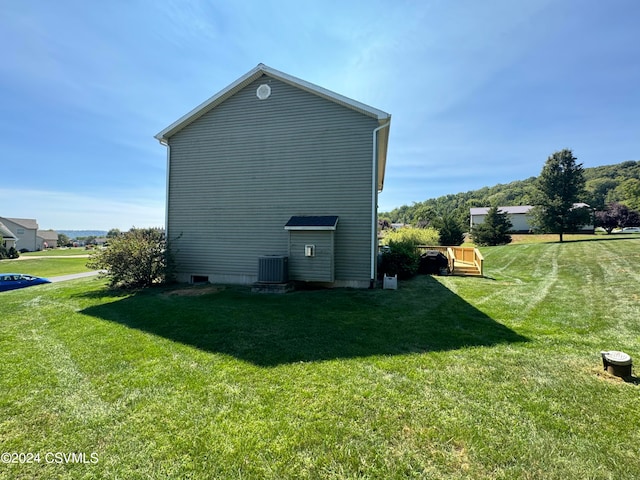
[417,246,484,277]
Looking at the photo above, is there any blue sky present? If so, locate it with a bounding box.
[1,0,639,230]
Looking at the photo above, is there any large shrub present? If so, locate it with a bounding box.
[379,227,439,280]
[380,226,440,246]
[379,239,420,279]
[0,243,19,259]
[87,227,174,289]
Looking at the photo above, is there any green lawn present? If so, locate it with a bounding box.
[509,232,639,244]
[1,238,639,479]
[21,247,91,257]
[0,257,92,277]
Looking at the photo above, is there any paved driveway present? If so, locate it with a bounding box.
[49,271,103,283]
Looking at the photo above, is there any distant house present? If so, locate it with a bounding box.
[0,221,18,250]
[470,204,594,233]
[470,206,534,233]
[0,217,38,251]
[37,230,59,250]
[155,64,391,288]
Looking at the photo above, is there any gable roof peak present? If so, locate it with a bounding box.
[155,64,390,143]
[1,217,38,229]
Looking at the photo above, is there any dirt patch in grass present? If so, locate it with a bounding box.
[163,285,224,296]
[590,366,640,386]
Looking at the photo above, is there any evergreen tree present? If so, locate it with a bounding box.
[531,149,589,242]
[471,207,513,246]
[435,211,465,246]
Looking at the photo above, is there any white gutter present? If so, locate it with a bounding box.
[371,122,390,288]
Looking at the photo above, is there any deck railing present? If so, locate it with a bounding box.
[416,245,484,276]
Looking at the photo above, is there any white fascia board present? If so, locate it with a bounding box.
[154,64,265,142]
[284,226,337,231]
[376,118,391,191]
[261,64,391,121]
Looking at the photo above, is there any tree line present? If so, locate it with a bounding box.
[381,157,640,239]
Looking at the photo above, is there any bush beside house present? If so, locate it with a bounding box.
[87,228,174,289]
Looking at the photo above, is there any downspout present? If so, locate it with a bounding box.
[160,139,170,240]
[370,122,390,288]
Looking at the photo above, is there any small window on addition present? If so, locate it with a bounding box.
[305,245,315,257]
[191,275,209,284]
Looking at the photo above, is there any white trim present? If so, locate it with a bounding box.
[256,83,271,100]
[263,64,390,120]
[164,142,170,238]
[371,122,390,286]
[284,225,337,231]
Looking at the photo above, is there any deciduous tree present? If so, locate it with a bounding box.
[57,233,70,247]
[107,228,122,238]
[594,209,618,234]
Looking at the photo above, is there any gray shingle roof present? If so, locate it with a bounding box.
[470,206,533,215]
[3,217,38,229]
[0,222,17,239]
[284,216,339,230]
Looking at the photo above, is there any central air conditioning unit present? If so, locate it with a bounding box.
[258,255,289,283]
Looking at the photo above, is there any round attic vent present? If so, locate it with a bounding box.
[256,84,271,100]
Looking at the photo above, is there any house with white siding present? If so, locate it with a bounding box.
[37,230,59,249]
[155,64,391,288]
[0,221,18,250]
[0,217,38,251]
[470,206,535,233]
[470,204,594,233]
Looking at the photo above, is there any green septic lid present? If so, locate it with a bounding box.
[601,351,632,366]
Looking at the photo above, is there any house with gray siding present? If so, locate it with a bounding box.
[155,64,391,288]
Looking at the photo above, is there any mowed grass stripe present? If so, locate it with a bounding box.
[1,238,639,479]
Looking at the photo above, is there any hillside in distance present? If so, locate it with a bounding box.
[57,230,108,239]
[382,160,640,224]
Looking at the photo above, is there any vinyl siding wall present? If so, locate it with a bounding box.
[0,219,37,251]
[288,230,334,282]
[471,213,533,233]
[167,75,379,287]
